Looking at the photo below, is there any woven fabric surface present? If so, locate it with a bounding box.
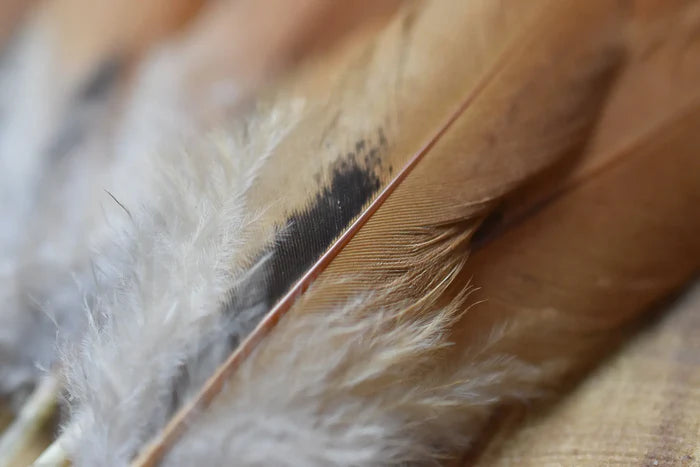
[472,282,700,466]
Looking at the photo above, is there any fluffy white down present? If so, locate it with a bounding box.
[54,92,555,464]
[59,101,300,466]
[3,10,558,465]
[52,88,554,464]
[0,17,248,400]
[0,22,191,399]
[161,292,550,466]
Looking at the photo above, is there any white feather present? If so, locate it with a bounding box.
[0,18,247,400]
[161,288,551,466]
[58,101,301,466]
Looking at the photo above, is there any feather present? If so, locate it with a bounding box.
[132,1,700,465]
[56,102,302,466]
[0,0,205,399]
[129,0,637,464]
[2,0,698,464]
[0,0,397,404]
[2,0,402,462]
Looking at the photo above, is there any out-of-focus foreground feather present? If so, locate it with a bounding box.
[0,0,698,466]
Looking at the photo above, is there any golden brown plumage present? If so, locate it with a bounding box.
[0,0,697,465]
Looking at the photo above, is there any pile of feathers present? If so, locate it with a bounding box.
[0,0,698,465]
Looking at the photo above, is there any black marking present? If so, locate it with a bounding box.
[222,131,388,319]
[263,150,382,303]
[220,131,388,353]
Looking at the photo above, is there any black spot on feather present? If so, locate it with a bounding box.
[222,132,388,336]
[264,147,383,303]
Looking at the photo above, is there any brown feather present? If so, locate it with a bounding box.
[7,0,698,464]
[132,1,636,464]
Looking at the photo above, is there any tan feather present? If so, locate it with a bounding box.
[131,0,642,464]
[10,0,699,464]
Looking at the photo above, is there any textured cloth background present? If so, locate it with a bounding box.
[471,282,700,466]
